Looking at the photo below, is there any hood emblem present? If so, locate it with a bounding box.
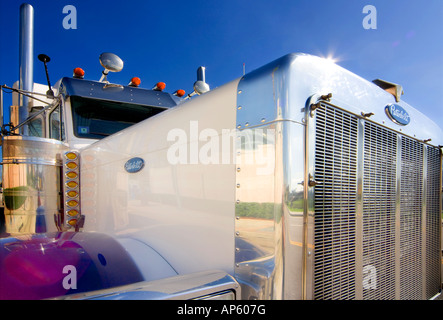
[385,104,410,126]
[124,157,145,173]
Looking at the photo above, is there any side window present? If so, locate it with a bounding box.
[49,106,65,141]
[28,107,44,138]
[28,116,44,137]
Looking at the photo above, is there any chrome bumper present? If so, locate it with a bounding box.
[52,270,240,300]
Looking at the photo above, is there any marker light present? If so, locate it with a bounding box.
[66,171,78,179]
[67,209,78,216]
[129,77,141,87]
[66,161,78,169]
[73,67,85,79]
[153,82,166,91]
[66,152,78,160]
[67,200,78,207]
[174,89,185,97]
[66,180,78,188]
[67,190,78,198]
[63,150,81,229]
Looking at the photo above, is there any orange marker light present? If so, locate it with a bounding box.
[65,152,78,160]
[66,171,78,179]
[73,67,85,78]
[174,89,185,97]
[66,181,78,188]
[67,209,78,217]
[67,190,78,198]
[153,82,166,91]
[66,161,78,169]
[67,200,78,207]
[129,77,141,87]
[68,219,78,226]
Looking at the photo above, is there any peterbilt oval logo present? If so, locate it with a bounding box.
[385,104,410,126]
[124,157,145,173]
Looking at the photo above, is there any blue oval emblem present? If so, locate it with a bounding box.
[385,104,410,126]
[124,157,145,173]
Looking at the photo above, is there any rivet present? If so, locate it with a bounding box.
[261,118,265,123]
[236,231,240,236]
[237,106,242,110]
[237,167,241,172]
[238,90,242,94]
[236,200,240,204]
[236,183,240,188]
[245,122,249,127]
[237,125,241,129]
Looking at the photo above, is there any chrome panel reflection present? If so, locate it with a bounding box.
[234,53,442,300]
[237,53,442,147]
[235,55,308,299]
[55,270,240,300]
[1,135,68,234]
[234,123,281,300]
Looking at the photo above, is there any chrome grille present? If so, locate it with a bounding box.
[313,104,358,300]
[426,146,442,299]
[313,103,441,300]
[399,137,424,299]
[362,122,397,300]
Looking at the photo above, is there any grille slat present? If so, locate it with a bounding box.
[399,137,424,300]
[313,103,441,300]
[426,146,441,299]
[313,105,358,300]
[362,122,397,300]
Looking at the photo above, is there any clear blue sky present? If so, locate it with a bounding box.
[1,0,442,129]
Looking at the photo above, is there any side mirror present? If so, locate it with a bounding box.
[38,53,54,98]
[99,52,123,82]
[193,66,210,95]
[186,66,210,99]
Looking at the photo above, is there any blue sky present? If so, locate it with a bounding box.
[1,0,442,130]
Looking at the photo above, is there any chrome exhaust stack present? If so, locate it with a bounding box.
[18,3,34,135]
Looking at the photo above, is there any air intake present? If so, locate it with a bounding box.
[312,102,441,300]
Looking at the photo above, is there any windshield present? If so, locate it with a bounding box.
[70,96,166,139]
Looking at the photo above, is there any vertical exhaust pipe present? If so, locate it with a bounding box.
[19,3,34,135]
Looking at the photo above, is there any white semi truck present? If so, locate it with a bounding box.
[0,4,441,300]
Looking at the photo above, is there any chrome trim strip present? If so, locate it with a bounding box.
[355,119,365,299]
[53,270,240,300]
[3,134,68,145]
[395,135,401,299]
[422,146,428,299]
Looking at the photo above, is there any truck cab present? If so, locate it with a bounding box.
[14,76,182,149]
[0,52,192,236]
